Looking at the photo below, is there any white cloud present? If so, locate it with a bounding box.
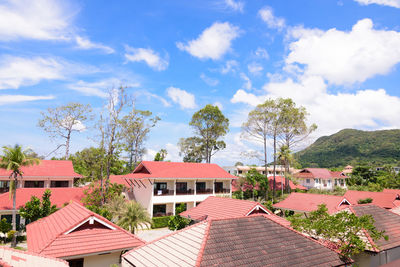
[231,89,263,106]
[221,60,239,74]
[68,80,113,98]
[286,19,400,85]
[0,94,54,105]
[223,0,245,12]
[240,73,252,90]
[124,46,169,71]
[177,22,240,60]
[75,36,114,54]
[166,87,197,109]
[214,101,224,110]
[0,56,64,89]
[200,73,219,86]
[247,62,263,75]
[258,6,286,30]
[134,90,171,107]
[254,48,269,60]
[354,0,400,8]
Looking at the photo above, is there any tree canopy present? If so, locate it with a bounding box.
[19,189,58,223]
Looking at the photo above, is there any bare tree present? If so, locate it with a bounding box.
[38,102,92,159]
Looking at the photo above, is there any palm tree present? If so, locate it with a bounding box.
[277,145,293,194]
[105,195,127,223]
[0,145,39,247]
[117,201,151,234]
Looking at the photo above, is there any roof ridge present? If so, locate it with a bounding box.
[195,220,211,267]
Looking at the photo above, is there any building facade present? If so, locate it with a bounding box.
[295,168,348,190]
[111,161,237,218]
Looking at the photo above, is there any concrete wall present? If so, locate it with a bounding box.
[353,247,400,267]
[0,247,69,267]
[300,178,346,190]
[132,179,153,215]
[83,252,122,267]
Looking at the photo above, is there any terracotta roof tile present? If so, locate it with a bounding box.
[295,168,347,180]
[273,192,350,214]
[344,190,400,209]
[27,201,145,258]
[0,160,80,178]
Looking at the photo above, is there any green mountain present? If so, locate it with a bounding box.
[295,129,400,168]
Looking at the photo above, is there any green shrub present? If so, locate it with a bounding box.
[358,198,373,204]
[152,216,171,229]
[168,215,190,231]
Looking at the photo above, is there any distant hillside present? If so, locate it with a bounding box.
[295,129,400,168]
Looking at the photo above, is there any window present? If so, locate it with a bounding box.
[153,204,167,217]
[238,170,242,174]
[0,181,9,193]
[328,180,331,186]
[214,182,223,193]
[314,178,319,184]
[50,181,69,187]
[24,181,44,188]
[68,258,84,267]
[196,182,206,192]
[154,182,167,190]
[306,179,310,183]
[176,182,187,193]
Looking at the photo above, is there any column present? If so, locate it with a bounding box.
[213,179,215,195]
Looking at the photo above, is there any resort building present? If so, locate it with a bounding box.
[295,168,348,190]
[27,201,145,267]
[0,160,81,193]
[0,247,69,267]
[232,175,307,193]
[223,165,299,177]
[110,161,237,218]
[0,187,85,226]
[122,215,349,267]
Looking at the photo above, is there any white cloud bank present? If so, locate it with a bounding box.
[224,0,245,12]
[125,46,169,71]
[75,36,114,54]
[177,22,240,60]
[0,94,55,105]
[354,0,400,8]
[258,6,286,30]
[286,19,400,85]
[166,87,197,109]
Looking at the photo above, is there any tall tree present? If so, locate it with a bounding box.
[38,102,92,159]
[277,144,294,194]
[278,98,316,191]
[120,108,159,171]
[19,189,57,223]
[178,137,204,163]
[180,104,229,163]
[242,99,277,199]
[0,145,39,247]
[154,149,168,161]
[117,201,152,234]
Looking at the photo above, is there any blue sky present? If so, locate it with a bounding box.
[1,0,400,166]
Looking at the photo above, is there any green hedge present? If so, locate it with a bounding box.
[152,216,172,229]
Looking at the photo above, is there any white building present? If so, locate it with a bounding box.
[111,161,237,218]
[223,165,298,177]
[295,168,348,190]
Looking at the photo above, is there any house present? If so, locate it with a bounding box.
[344,190,400,209]
[273,192,351,214]
[349,205,400,266]
[110,161,237,218]
[0,160,81,193]
[121,215,349,267]
[295,168,348,190]
[26,201,145,267]
[223,165,299,177]
[343,165,353,174]
[0,247,69,267]
[0,187,85,226]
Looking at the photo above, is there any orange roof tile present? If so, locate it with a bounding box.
[295,168,347,180]
[344,190,400,209]
[0,160,81,178]
[27,201,145,258]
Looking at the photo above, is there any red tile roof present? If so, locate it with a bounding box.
[27,201,145,258]
[344,190,400,209]
[0,160,81,178]
[123,215,348,267]
[111,161,237,183]
[350,205,400,251]
[295,168,347,180]
[273,192,350,214]
[0,247,69,267]
[0,187,85,210]
[180,196,270,221]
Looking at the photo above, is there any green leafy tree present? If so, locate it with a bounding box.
[38,102,92,159]
[277,145,295,193]
[0,219,11,243]
[0,145,40,247]
[104,195,127,223]
[168,215,190,231]
[289,204,388,259]
[180,104,229,163]
[117,201,152,234]
[154,149,168,161]
[82,182,124,208]
[178,137,204,163]
[19,189,57,223]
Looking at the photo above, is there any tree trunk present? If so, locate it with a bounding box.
[263,136,268,201]
[11,174,17,248]
[273,133,277,201]
[65,131,71,160]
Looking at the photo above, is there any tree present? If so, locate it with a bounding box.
[168,215,190,231]
[0,145,40,247]
[0,219,11,243]
[120,108,160,171]
[289,204,387,259]
[277,144,294,194]
[180,104,229,163]
[154,149,168,161]
[19,189,57,223]
[242,99,277,200]
[104,195,128,223]
[38,102,92,159]
[178,137,204,163]
[117,201,152,234]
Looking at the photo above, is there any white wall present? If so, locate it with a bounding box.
[132,179,153,215]
[82,252,122,267]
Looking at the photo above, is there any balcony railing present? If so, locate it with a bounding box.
[176,189,194,195]
[215,188,230,194]
[196,189,213,194]
[154,189,174,196]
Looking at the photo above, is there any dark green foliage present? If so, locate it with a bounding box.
[152,216,172,228]
[358,198,373,204]
[348,165,400,191]
[0,218,11,242]
[167,215,190,231]
[19,189,58,223]
[175,203,186,214]
[295,129,400,168]
[289,204,388,258]
[82,182,124,207]
[86,205,112,221]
